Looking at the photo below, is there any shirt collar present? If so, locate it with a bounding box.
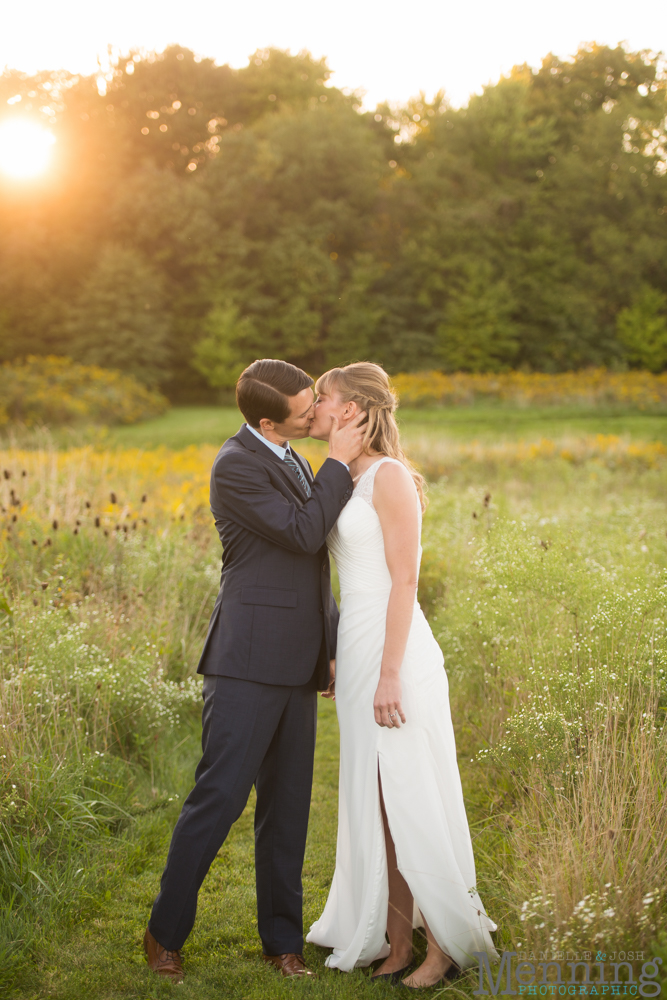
[245,422,291,461]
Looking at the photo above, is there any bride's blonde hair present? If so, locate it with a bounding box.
[315,362,427,511]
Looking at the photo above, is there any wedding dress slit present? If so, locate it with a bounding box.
[306,458,499,971]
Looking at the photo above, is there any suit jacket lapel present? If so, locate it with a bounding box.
[236,424,308,501]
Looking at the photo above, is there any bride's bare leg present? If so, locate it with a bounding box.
[371,777,414,977]
[401,915,454,987]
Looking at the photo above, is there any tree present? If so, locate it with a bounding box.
[198,100,387,373]
[64,245,170,385]
[1,43,666,387]
[436,262,520,372]
[617,286,667,372]
[192,303,263,388]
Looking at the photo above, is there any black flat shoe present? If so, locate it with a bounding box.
[371,964,412,984]
[445,959,463,981]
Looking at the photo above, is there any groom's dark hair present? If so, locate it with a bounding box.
[236,359,314,427]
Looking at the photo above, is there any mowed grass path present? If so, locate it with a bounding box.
[22,700,426,1000]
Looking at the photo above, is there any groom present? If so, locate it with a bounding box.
[144,358,364,982]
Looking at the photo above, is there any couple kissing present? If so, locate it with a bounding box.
[143,359,499,988]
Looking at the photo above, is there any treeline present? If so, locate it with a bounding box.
[1,43,666,399]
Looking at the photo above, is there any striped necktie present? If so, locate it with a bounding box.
[284,449,311,497]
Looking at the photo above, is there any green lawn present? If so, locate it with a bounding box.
[107,407,245,450]
[106,404,667,451]
[397,402,667,442]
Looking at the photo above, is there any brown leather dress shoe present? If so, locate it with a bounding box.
[263,952,317,978]
[143,927,184,982]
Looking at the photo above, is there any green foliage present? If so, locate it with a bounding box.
[64,245,171,385]
[195,100,385,375]
[617,285,667,372]
[0,42,666,390]
[437,262,519,371]
[192,303,261,388]
[0,355,168,426]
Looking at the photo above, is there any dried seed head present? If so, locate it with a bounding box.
[110,492,117,504]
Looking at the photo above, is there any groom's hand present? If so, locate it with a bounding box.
[328,411,367,466]
[320,659,336,700]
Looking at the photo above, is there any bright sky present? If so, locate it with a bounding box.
[2,0,666,109]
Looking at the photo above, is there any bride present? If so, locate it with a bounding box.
[306,362,499,988]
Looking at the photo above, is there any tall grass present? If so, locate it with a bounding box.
[421,463,667,956]
[0,448,216,988]
[1,436,666,992]
[402,431,667,479]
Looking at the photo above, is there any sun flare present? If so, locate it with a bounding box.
[0,118,56,179]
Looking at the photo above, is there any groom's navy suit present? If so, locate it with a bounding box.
[149,424,353,955]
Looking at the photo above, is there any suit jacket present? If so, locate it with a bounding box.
[196,424,353,688]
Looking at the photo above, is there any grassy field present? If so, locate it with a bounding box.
[105,404,667,449]
[2,405,667,998]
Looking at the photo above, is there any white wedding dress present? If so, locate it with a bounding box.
[306,457,499,971]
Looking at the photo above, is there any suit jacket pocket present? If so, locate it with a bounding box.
[241,586,298,608]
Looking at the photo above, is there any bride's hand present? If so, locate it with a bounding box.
[321,659,336,700]
[373,676,406,728]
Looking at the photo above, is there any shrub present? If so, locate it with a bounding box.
[617,286,667,374]
[392,368,667,408]
[0,356,168,428]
